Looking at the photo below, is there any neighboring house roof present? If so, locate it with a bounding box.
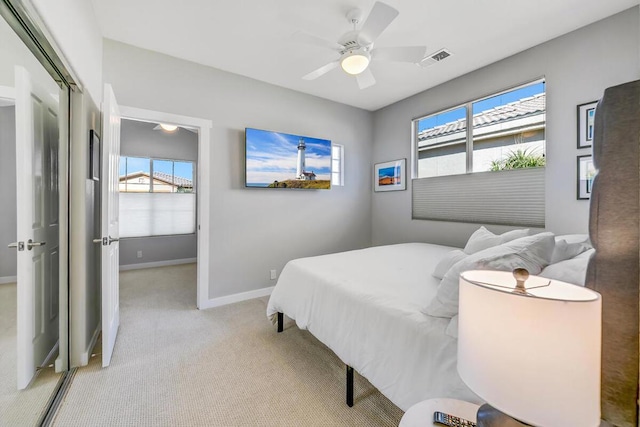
[152,171,193,187]
[418,93,546,141]
[119,171,193,187]
[302,171,316,177]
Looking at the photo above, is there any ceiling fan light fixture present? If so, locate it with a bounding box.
[341,49,370,75]
[159,123,178,132]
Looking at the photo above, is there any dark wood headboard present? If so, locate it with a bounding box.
[586,79,640,427]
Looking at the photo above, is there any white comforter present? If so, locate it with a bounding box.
[266,243,481,411]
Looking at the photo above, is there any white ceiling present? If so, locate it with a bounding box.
[90,0,639,111]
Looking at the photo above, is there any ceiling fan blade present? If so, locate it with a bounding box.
[303,60,340,80]
[372,46,426,63]
[358,1,399,45]
[356,68,376,89]
[292,30,344,51]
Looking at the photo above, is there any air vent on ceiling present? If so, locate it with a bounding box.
[420,48,453,67]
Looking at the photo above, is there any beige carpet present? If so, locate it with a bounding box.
[52,264,403,426]
[0,282,63,426]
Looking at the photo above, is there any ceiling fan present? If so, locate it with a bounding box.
[295,1,426,89]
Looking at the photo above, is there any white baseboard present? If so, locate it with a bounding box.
[200,286,274,310]
[119,258,197,271]
[80,322,101,366]
[0,276,17,284]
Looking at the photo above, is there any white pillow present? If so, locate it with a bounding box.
[463,226,531,254]
[423,232,555,318]
[539,249,594,286]
[445,315,459,339]
[432,249,468,280]
[555,234,591,246]
[550,239,591,264]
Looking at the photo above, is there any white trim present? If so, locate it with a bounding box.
[119,257,197,271]
[79,322,101,366]
[0,86,16,100]
[0,276,17,285]
[118,106,212,310]
[200,286,274,310]
[119,106,212,130]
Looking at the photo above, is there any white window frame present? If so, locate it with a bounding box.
[412,78,546,179]
[119,155,197,237]
[331,144,344,187]
[410,78,546,227]
[120,156,196,193]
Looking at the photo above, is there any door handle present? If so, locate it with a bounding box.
[94,236,119,246]
[8,241,25,251]
[27,239,46,250]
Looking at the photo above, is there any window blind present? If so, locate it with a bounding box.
[412,167,545,227]
[119,193,196,238]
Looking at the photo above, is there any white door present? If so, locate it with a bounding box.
[14,66,60,389]
[100,84,121,367]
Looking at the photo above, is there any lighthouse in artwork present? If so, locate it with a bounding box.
[295,138,316,181]
[296,138,306,178]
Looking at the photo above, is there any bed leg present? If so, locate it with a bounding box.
[346,365,354,407]
[277,312,283,333]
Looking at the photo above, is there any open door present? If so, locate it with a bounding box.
[13,66,60,389]
[99,84,121,367]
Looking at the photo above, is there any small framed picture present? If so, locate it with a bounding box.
[89,129,100,181]
[374,159,406,192]
[577,101,597,149]
[577,154,596,200]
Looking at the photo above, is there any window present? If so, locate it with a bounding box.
[331,144,344,186]
[414,80,546,178]
[119,156,196,238]
[415,106,467,178]
[411,79,546,228]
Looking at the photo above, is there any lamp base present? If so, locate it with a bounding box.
[476,404,531,427]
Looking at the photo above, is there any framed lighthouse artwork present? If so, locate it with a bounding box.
[245,128,332,189]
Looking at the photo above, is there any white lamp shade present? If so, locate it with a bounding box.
[159,123,178,132]
[341,51,370,75]
[457,270,601,427]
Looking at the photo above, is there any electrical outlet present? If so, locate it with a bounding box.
[270,269,277,280]
[137,250,143,258]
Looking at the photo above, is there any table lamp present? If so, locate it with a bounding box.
[457,269,602,427]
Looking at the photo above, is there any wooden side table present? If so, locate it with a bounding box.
[399,398,480,427]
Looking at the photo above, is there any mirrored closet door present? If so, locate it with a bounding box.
[0,1,73,424]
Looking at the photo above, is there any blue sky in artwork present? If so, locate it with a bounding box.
[245,128,331,184]
[379,166,398,178]
[418,82,545,132]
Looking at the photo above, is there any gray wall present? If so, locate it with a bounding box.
[372,7,640,248]
[69,90,101,367]
[0,106,16,280]
[119,119,198,266]
[103,39,374,299]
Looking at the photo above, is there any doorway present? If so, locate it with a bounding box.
[118,106,212,309]
[118,118,198,275]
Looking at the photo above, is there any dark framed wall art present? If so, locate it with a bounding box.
[89,129,100,181]
[577,154,596,200]
[577,101,597,149]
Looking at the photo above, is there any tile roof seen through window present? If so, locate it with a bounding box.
[152,171,193,187]
[418,93,546,141]
[120,171,193,187]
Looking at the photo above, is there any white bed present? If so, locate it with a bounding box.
[266,242,482,411]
